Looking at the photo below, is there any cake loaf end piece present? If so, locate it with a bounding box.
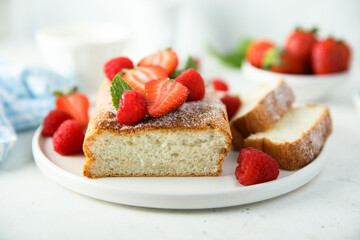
[83,80,232,178]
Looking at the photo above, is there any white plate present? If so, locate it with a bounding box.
[32,126,327,209]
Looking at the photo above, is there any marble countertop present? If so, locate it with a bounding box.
[0,40,359,239]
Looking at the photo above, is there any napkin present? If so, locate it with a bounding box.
[0,63,78,162]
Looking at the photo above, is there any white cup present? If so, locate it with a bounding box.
[36,22,130,92]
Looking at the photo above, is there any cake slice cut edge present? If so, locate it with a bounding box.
[244,105,332,170]
[83,80,232,178]
[230,79,295,150]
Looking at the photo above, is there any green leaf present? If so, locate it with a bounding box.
[110,75,132,110]
[170,56,199,79]
[262,47,282,69]
[208,38,252,68]
[183,56,198,71]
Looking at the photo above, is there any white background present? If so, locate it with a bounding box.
[1,0,360,62]
[0,1,360,239]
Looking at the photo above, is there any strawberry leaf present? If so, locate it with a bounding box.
[262,47,283,69]
[170,56,198,78]
[183,56,198,71]
[110,74,132,110]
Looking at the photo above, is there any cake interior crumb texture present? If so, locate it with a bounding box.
[85,130,228,177]
[248,106,325,142]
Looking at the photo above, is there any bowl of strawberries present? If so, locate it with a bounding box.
[242,27,352,102]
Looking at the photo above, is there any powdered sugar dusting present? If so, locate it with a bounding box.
[93,80,229,132]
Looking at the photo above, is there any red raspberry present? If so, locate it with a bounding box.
[175,68,205,101]
[212,78,228,91]
[235,148,279,186]
[103,57,134,81]
[53,120,85,155]
[220,94,241,120]
[116,90,147,125]
[42,109,73,136]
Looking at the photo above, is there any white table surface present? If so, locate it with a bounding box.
[0,39,360,240]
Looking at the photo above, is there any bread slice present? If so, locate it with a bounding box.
[244,105,332,170]
[83,80,232,178]
[230,80,295,150]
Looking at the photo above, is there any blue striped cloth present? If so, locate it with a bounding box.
[0,63,78,162]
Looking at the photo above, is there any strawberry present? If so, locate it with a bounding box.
[42,109,73,136]
[145,78,188,117]
[285,27,318,73]
[122,66,168,96]
[212,78,229,91]
[235,147,279,186]
[174,68,205,101]
[54,87,90,128]
[103,57,134,81]
[246,40,274,68]
[138,49,179,75]
[262,47,306,74]
[116,90,147,125]
[220,94,241,120]
[311,37,351,74]
[53,120,85,155]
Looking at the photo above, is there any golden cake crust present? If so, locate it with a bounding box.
[230,80,295,150]
[244,106,332,170]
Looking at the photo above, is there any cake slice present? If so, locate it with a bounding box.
[83,80,232,178]
[244,105,332,170]
[230,80,295,150]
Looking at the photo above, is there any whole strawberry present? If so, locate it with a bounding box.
[138,49,178,75]
[116,90,147,125]
[53,120,85,155]
[235,147,279,186]
[246,40,274,68]
[42,109,73,136]
[103,57,134,81]
[55,87,90,128]
[285,27,317,72]
[220,94,241,120]
[311,37,351,74]
[175,68,205,101]
[262,47,306,74]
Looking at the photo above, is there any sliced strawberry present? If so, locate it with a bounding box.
[55,88,90,128]
[145,78,188,118]
[103,57,134,81]
[138,49,178,75]
[174,68,205,101]
[122,66,168,96]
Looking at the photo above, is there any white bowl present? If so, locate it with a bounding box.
[242,61,350,102]
[36,22,130,92]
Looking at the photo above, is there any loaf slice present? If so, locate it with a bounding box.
[230,80,295,150]
[244,105,332,170]
[83,80,232,178]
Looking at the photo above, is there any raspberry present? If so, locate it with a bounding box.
[220,94,241,120]
[42,109,73,136]
[116,90,147,125]
[103,57,134,81]
[212,78,228,91]
[53,120,85,155]
[235,147,279,186]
